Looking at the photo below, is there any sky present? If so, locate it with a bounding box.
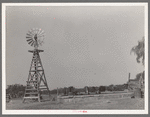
[6,5,145,90]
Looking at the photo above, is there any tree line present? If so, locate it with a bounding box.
[6,83,128,98]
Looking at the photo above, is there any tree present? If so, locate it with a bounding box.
[6,84,25,98]
[91,86,96,92]
[130,37,145,65]
[72,90,78,95]
[64,87,68,95]
[68,86,75,93]
[107,84,114,91]
[130,37,145,97]
[99,86,106,92]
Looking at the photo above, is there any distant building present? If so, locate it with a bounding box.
[128,71,144,98]
[128,72,144,90]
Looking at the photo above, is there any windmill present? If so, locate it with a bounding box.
[23,28,50,103]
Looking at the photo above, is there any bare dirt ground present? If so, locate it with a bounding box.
[6,97,144,110]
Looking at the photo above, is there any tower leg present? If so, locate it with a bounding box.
[47,86,51,101]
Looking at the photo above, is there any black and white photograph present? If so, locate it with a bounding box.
[2,3,148,114]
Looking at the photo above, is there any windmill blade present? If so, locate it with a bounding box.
[38,35,45,38]
[26,36,32,39]
[26,37,32,40]
[38,36,44,42]
[31,28,35,30]
[37,31,43,36]
[28,40,33,45]
[37,39,42,46]
[38,30,45,36]
[39,38,44,45]
[26,33,32,37]
[38,32,42,38]
[33,28,37,34]
[37,29,42,36]
[30,30,35,36]
[34,28,37,34]
[35,28,39,34]
[38,29,45,36]
[28,30,33,35]
[26,39,32,42]
[28,30,34,35]
[31,41,34,46]
[28,41,33,45]
[27,32,33,36]
[26,35,32,38]
[27,32,32,35]
[41,36,45,41]
[39,31,45,36]
[39,37,45,43]
[30,29,36,36]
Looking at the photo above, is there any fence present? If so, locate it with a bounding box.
[57,92,134,103]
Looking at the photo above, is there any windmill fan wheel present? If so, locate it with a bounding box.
[26,28,45,48]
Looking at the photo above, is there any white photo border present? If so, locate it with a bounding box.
[2,3,148,115]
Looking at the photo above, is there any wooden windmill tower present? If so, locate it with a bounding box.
[23,28,50,103]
